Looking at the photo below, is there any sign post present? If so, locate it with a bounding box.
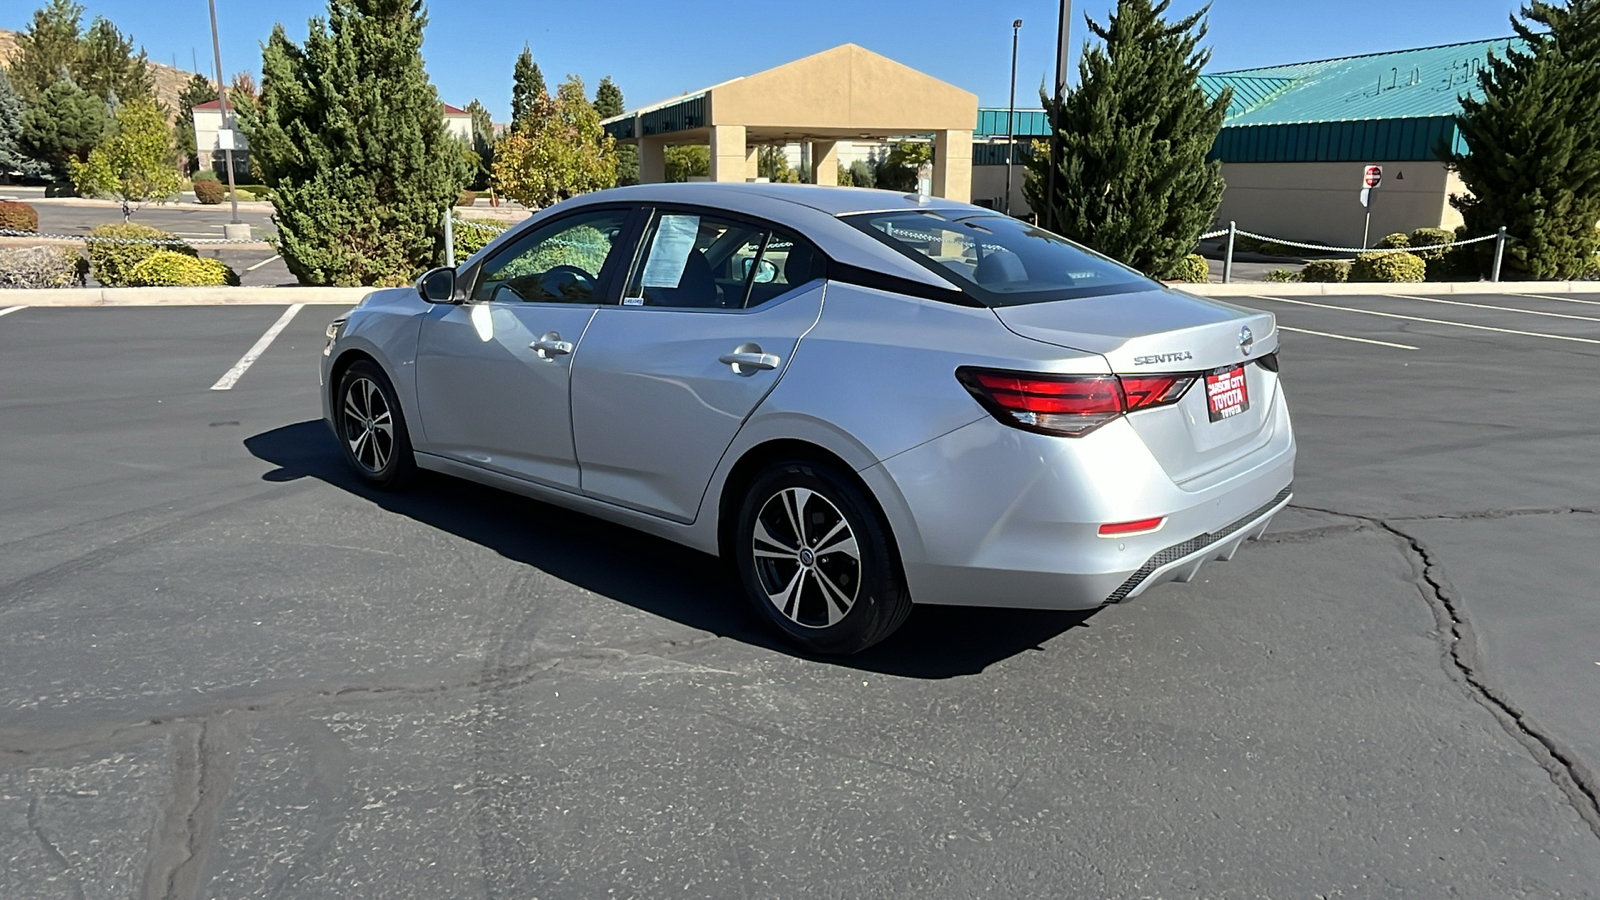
[1360,165,1383,249]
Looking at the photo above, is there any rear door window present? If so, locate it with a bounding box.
[623,210,823,310]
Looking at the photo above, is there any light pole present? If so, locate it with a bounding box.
[1044,0,1071,232]
[1005,18,1021,217]
[207,0,243,234]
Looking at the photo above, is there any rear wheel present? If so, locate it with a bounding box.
[335,360,416,489]
[734,461,911,655]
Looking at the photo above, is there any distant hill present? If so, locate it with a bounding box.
[0,27,201,120]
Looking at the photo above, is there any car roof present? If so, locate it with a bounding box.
[582,182,986,218]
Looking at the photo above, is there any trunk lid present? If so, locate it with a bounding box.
[991,288,1282,486]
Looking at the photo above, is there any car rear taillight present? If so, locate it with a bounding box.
[956,367,1195,437]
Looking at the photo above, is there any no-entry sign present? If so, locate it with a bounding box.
[1363,165,1383,189]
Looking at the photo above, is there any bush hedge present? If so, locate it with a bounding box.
[1408,228,1453,262]
[1264,268,1301,283]
[1300,260,1351,283]
[1168,254,1210,283]
[193,179,225,204]
[0,247,89,288]
[128,251,239,287]
[1373,232,1411,250]
[88,223,193,287]
[1351,251,1427,283]
[0,200,39,233]
[452,218,505,263]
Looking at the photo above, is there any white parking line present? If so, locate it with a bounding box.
[210,304,304,391]
[1278,325,1418,350]
[1250,295,1600,346]
[1518,293,1600,307]
[0,306,22,318]
[1386,293,1600,323]
[244,253,282,273]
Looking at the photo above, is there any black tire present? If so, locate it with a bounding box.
[334,360,417,489]
[734,460,912,655]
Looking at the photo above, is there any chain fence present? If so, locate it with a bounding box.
[1203,222,1511,283]
[0,227,266,246]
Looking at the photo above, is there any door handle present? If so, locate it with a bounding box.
[719,345,781,374]
[531,332,574,359]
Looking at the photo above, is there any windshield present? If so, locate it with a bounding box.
[844,210,1157,306]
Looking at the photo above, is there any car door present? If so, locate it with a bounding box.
[413,206,639,490]
[569,208,826,522]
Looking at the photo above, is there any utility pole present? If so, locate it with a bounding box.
[207,0,245,237]
[1044,0,1071,232]
[1005,19,1022,217]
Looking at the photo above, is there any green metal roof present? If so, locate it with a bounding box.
[1195,74,1295,118]
[1209,38,1517,127]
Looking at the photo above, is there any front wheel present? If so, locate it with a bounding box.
[734,461,912,655]
[335,360,416,489]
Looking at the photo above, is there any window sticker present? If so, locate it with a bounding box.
[640,215,701,289]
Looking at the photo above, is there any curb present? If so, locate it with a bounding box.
[1174,281,1597,297]
[2,287,373,307]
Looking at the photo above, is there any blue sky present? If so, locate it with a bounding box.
[4,0,1525,120]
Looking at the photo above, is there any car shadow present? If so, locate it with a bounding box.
[245,421,1097,679]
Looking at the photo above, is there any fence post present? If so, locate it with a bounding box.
[1491,226,1506,283]
[443,207,455,268]
[1223,221,1236,285]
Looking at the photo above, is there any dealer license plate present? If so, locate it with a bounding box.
[1205,365,1250,422]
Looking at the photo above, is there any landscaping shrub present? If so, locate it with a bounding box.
[0,247,89,288]
[1300,260,1350,283]
[87,223,192,287]
[452,217,505,263]
[1408,227,1453,262]
[1351,251,1427,283]
[1373,232,1411,250]
[127,251,239,287]
[457,191,478,207]
[193,179,225,204]
[1264,268,1301,283]
[231,189,257,202]
[1167,253,1210,283]
[0,200,39,233]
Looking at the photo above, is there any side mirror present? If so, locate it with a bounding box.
[417,267,457,303]
[741,257,778,284]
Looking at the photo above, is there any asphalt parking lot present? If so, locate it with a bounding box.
[2,290,1598,898]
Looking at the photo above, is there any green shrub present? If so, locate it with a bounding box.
[1373,232,1411,250]
[88,223,192,286]
[0,247,89,288]
[231,189,257,202]
[452,217,506,263]
[192,169,219,182]
[1300,260,1351,283]
[1351,251,1427,283]
[193,179,225,204]
[1408,228,1453,262]
[1264,268,1301,283]
[127,251,239,287]
[1167,253,1210,283]
[0,200,39,233]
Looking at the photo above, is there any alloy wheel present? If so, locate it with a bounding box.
[751,487,861,628]
[342,376,395,474]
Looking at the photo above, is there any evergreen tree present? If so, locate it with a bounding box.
[1449,0,1600,279]
[1024,0,1229,279]
[464,98,496,190]
[77,16,153,104]
[11,0,85,103]
[245,0,471,286]
[0,68,42,177]
[593,76,625,119]
[510,45,546,133]
[174,73,218,175]
[20,77,106,180]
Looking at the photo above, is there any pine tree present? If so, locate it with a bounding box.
[245,0,471,286]
[510,45,546,133]
[464,98,495,190]
[11,0,85,103]
[593,76,625,119]
[20,77,106,180]
[174,73,218,175]
[1024,0,1229,279]
[1449,0,1600,279]
[0,68,42,177]
[77,16,153,104]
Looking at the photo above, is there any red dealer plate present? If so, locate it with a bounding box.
[1205,365,1250,422]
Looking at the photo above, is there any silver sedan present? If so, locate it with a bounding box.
[321,183,1295,655]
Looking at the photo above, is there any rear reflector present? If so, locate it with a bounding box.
[956,367,1195,437]
[1098,517,1166,537]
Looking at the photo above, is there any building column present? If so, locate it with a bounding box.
[710,125,748,183]
[638,138,667,184]
[746,145,760,182]
[811,141,838,186]
[932,129,973,203]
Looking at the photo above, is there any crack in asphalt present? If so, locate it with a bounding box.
[28,794,87,900]
[1289,503,1600,841]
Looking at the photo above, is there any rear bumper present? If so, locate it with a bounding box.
[867,385,1295,610]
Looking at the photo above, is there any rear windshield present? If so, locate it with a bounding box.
[844,210,1157,306]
